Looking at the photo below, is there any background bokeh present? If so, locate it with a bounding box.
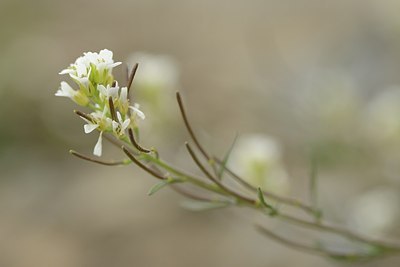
[1,0,400,266]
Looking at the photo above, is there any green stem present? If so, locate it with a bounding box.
[139,153,227,196]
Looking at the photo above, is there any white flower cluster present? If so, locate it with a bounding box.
[56,49,145,156]
[229,134,290,195]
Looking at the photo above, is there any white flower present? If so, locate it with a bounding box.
[112,111,131,136]
[115,86,131,114]
[59,56,89,77]
[126,52,179,89]
[55,81,89,106]
[365,86,400,142]
[97,83,119,100]
[82,107,112,157]
[347,187,400,236]
[83,108,112,132]
[59,49,121,84]
[126,52,179,118]
[70,67,91,88]
[55,82,76,99]
[96,49,122,71]
[229,134,290,195]
[129,103,145,120]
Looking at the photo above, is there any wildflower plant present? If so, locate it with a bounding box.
[56,49,400,262]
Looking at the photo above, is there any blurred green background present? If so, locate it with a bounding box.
[1,0,400,266]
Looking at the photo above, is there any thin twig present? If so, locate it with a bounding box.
[256,224,328,256]
[176,92,210,161]
[147,160,233,200]
[125,65,129,85]
[127,63,139,93]
[175,93,318,215]
[108,97,117,121]
[128,128,150,153]
[70,150,129,166]
[176,92,220,177]
[214,157,316,215]
[255,225,373,260]
[122,146,165,180]
[175,93,319,215]
[171,185,215,202]
[185,142,256,205]
[138,153,219,191]
[74,110,93,122]
[103,133,129,150]
[277,213,400,251]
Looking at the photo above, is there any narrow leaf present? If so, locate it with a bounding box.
[257,187,269,207]
[148,180,169,196]
[147,178,182,196]
[217,133,238,179]
[257,187,277,215]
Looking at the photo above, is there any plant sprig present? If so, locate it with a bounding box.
[59,50,400,262]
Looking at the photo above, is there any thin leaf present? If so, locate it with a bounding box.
[180,200,230,211]
[147,178,182,196]
[217,133,238,179]
[257,187,277,216]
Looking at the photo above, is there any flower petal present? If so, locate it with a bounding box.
[93,132,103,157]
[59,68,74,75]
[99,49,113,61]
[109,62,122,68]
[129,105,145,120]
[112,121,119,132]
[84,123,99,133]
[109,86,119,98]
[121,119,131,131]
[116,111,123,123]
[55,82,75,98]
[97,84,107,96]
[120,87,128,103]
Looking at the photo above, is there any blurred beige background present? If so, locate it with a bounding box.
[1,0,400,266]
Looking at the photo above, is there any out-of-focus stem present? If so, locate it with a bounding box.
[138,152,227,196]
[276,213,400,251]
[70,150,130,166]
[176,92,218,175]
[255,225,381,261]
[185,142,256,205]
[214,157,317,216]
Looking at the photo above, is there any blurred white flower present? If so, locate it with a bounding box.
[347,187,400,236]
[365,86,400,142]
[127,52,179,91]
[129,104,145,120]
[229,134,290,195]
[126,52,179,133]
